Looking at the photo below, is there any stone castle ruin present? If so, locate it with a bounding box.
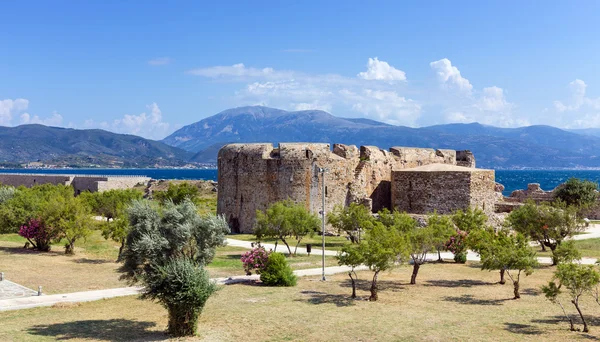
[217,142,496,233]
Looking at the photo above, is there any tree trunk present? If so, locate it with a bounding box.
[499,269,506,285]
[281,238,292,255]
[549,244,558,266]
[437,249,443,262]
[369,270,379,301]
[65,240,75,255]
[274,240,278,252]
[573,297,589,333]
[168,305,199,337]
[558,301,576,331]
[513,280,520,299]
[410,263,420,285]
[294,239,301,256]
[117,239,125,262]
[349,271,356,299]
[539,240,547,252]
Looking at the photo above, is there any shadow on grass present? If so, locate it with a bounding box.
[520,288,542,296]
[0,246,62,257]
[531,315,600,340]
[503,322,544,335]
[27,319,165,341]
[295,290,357,307]
[424,279,494,288]
[443,294,510,306]
[339,278,406,292]
[74,258,114,265]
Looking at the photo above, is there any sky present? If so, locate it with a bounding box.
[1,1,600,140]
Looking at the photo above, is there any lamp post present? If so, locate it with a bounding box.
[318,167,328,281]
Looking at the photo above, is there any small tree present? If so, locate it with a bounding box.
[121,199,230,337]
[426,212,455,262]
[327,202,374,243]
[543,263,600,333]
[480,231,538,299]
[0,186,16,204]
[554,178,599,210]
[18,218,58,252]
[452,207,487,233]
[507,201,584,265]
[154,182,200,205]
[360,221,400,301]
[254,200,319,255]
[337,244,365,298]
[42,192,93,255]
[406,224,435,285]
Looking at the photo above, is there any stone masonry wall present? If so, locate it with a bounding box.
[391,165,495,216]
[217,143,475,233]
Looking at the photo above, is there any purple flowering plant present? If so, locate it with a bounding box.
[446,229,468,263]
[241,246,271,275]
[18,218,56,252]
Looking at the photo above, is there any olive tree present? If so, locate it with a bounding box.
[42,193,93,255]
[328,202,374,243]
[337,243,364,299]
[121,199,230,337]
[154,182,200,205]
[543,263,600,333]
[480,231,538,299]
[554,178,598,210]
[254,200,320,255]
[507,201,584,265]
[427,212,455,262]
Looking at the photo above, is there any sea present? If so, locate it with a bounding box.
[1,168,600,197]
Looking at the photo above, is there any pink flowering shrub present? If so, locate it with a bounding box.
[446,230,468,263]
[18,218,56,252]
[241,246,271,275]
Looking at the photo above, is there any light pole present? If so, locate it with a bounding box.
[318,167,328,281]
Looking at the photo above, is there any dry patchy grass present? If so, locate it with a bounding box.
[2,263,600,341]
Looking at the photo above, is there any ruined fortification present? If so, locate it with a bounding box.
[218,142,494,233]
[0,174,149,194]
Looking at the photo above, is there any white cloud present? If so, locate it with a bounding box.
[476,86,513,112]
[292,101,332,112]
[553,79,600,113]
[83,103,173,140]
[148,57,172,66]
[0,98,29,125]
[188,63,293,80]
[357,57,406,82]
[430,58,473,94]
[20,111,63,126]
[342,89,421,125]
[553,79,600,128]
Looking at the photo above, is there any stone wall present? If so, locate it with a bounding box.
[0,174,149,194]
[391,164,495,216]
[217,143,476,233]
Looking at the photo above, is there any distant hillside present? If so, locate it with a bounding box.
[162,106,600,169]
[0,125,192,167]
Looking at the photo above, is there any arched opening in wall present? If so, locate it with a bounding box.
[370,180,391,213]
[33,179,36,184]
[230,217,240,234]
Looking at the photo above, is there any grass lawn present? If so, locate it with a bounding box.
[0,232,338,293]
[231,234,350,252]
[1,262,600,341]
[530,238,600,259]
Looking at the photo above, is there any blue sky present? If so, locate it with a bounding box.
[1,1,600,139]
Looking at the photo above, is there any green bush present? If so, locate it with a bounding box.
[453,252,467,263]
[260,252,297,287]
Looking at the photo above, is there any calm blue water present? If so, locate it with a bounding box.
[1,168,599,197]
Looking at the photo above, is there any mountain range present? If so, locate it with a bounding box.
[162,106,600,169]
[0,125,191,168]
[2,106,600,169]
